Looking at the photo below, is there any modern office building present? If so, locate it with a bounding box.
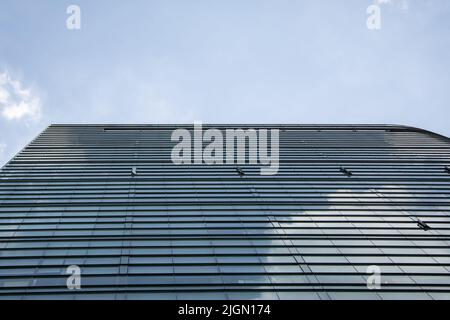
[0,124,450,300]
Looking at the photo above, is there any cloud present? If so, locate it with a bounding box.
[0,70,42,122]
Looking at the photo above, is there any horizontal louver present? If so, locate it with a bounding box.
[0,124,449,300]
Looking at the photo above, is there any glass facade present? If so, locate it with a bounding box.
[0,124,449,300]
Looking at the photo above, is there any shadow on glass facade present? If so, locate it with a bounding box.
[0,124,449,300]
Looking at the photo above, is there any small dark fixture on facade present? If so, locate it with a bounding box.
[236,167,245,177]
[417,220,431,231]
[340,167,352,177]
[444,166,450,174]
[131,167,137,177]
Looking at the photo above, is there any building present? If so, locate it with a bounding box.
[0,124,450,299]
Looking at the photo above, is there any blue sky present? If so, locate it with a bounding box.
[1,0,450,166]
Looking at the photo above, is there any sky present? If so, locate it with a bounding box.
[0,0,449,166]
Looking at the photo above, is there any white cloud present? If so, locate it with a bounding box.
[0,70,42,122]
